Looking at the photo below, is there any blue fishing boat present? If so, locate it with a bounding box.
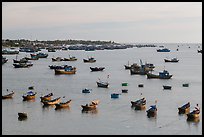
[111,93,120,99]
[146,105,157,117]
[147,70,172,79]
[157,48,170,52]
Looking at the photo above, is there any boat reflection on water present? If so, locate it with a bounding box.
[81,109,98,114]
[55,106,70,111]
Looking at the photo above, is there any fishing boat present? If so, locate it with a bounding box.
[55,99,72,109]
[146,70,172,79]
[111,93,120,99]
[122,82,128,86]
[28,86,34,90]
[187,109,200,121]
[146,105,157,117]
[49,65,70,69]
[96,81,109,88]
[42,97,61,105]
[83,57,96,63]
[130,59,153,75]
[18,112,27,118]
[13,62,33,68]
[63,56,77,61]
[90,67,105,71]
[40,93,53,102]
[131,98,146,107]
[163,85,172,90]
[182,83,189,87]
[22,91,37,101]
[197,49,202,53]
[52,57,63,62]
[2,91,15,99]
[47,48,56,52]
[2,56,8,64]
[36,52,48,58]
[81,100,100,111]
[2,49,19,55]
[138,84,144,87]
[121,89,128,93]
[124,61,131,69]
[13,58,28,63]
[178,102,190,114]
[82,88,92,93]
[157,48,170,52]
[54,66,76,75]
[25,54,39,60]
[164,57,179,62]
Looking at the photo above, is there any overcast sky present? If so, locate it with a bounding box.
[2,2,202,43]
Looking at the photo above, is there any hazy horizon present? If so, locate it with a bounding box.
[2,2,202,43]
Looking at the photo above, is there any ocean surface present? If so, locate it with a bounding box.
[2,43,202,135]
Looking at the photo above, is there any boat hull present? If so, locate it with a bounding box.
[2,91,14,99]
[96,81,109,88]
[147,73,172,79]
[42,97,61,105]
[55,69,76,74]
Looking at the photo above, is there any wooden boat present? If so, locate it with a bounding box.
[52,57,63,62]
[2,49,19,55]
[124,65,131,69]
[63,56,77,61]
[54,67,76,75]
[25,54,39,60]
[138,84,144,87]
[90,67,105,71]
[42,97,61,105]
[163,85,172,90]
[2,56,8,64]
[47,48,56,52]
[197,49,202,53]
[146,105,157,117]
[49,65,70,69]
[96,81,109,88]
[36,52,48,58]
[131,98,146,107]
[13,62,33,68]
[134,103,146,110]
[147,70,172,79]
[40,93,53,102]
[124,61,131,69]
[83,57,96,63]
[111,93,120,99]
[82,88,92,93]
[28,86,34,90]
[18,112,27,118]
[182,83,189,87]
[122,83,128,86]
[178,102,190,114]
[130,68,149,75]
[81,100,99,111]
[187,110,200,121]
[157,48,170,52]
[2,91,14,99]
[164,57,179,62]
[121,89,128,93]
[13,58,28,63]
[22,91,37,101]
[55,99,72,109]
[130,60,152,75]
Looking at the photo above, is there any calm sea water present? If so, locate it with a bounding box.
[2,43,202,135]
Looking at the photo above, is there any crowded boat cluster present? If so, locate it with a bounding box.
[2,44,201,122]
